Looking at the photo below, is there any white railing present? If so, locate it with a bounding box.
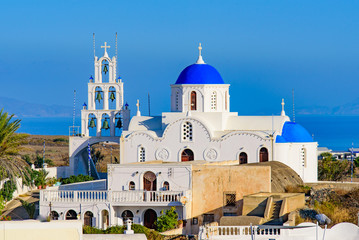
[41,190,184,204]
[204,226,281,239]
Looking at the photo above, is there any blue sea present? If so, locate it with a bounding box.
[18,115,359,151]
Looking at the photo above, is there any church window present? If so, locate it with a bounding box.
[190,91,197,110]
[301,147,307,167]
[139,147,146,162]
[182,122,193,141]
[175,91,179,111]
[163,181,170,191]
[239,152,248,164]
[129,181,135,190]
[259,147,268,162]
[121,210,134,222]
[211,91,217,110]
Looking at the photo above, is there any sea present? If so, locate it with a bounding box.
[18,115,359,151]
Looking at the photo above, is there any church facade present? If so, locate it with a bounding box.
[39,42,317,233]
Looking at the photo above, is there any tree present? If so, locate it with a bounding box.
[155,207,179,232]
[0,109,29,180]
[318,152,351,181]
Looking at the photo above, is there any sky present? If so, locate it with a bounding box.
[1,1,359,116]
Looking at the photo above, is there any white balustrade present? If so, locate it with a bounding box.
[205,226,281,239]
[41,190,184,204]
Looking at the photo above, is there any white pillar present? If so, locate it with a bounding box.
[97,114,102,137]
[104,90,109,110]
[110,112,115,137]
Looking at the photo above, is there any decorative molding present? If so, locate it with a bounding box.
[204,148,218,161]
[156,148,170,161]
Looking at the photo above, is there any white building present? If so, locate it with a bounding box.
[40,42,318,232]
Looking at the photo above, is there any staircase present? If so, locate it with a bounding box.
[266,200,283,225]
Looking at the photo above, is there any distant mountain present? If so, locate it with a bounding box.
[298,97,359,116]
[0,97,78,118]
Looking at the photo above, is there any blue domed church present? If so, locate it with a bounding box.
[121,43,317,182]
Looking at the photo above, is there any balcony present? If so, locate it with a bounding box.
[40,190,187,206]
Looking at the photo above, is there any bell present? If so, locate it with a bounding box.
[96,91,103,103]
[103,64,108,74]
[116,118,122,129]
[88,118,96,128]
[102,119,110,130]
[110,92,115,102]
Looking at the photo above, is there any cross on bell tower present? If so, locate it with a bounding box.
[101,42,111,57]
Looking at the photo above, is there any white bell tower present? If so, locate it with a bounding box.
[81,42,129,137]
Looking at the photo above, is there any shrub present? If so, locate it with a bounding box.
[0,216,11,221]
[34,169,49,187]
[83,225,104,234]
[155,206,179,232]
[53,138,68,143]
[0,180,17,201]
[60,174,94,185]
[318,153,351,181]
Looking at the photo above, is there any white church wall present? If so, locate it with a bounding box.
[107,164,192,192]
[275,142,318,182]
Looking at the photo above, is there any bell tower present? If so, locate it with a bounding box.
[81,42,128,137]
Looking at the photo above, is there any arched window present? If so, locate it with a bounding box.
[191,91,197,110]
[129,181,135,190]
[95,87,104,110]
[121,210,134,222]
[182,122,193,141]
[163,181,170,191]
[181,149,194,162]
[239,152,248,164]
[211,92,217,110]
[175,91,179,111]
[50,211,59,220]
[260,147,268,162]
[139,147,146,162]
[301,147,307,167]
[65,210,77,220]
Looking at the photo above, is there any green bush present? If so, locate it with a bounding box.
[60,174,94,185]
[34,169,49,187]
[0,181,16,201]
[82,224,163,240]
[53,138,68,143]
[155,206,178,232]
[318,153,351,181]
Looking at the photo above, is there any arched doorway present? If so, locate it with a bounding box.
[101,210,109,229]
[65,210,77,220]
[181,149,194,162]
[121,210,134,223]
[239,152,247,164]
[84,211,94,227]
[50,211,59,220]
[143,171,157,191]
[260,147,268,162]
[144,209,157,229]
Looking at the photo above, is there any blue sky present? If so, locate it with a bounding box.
[1,1,359,116]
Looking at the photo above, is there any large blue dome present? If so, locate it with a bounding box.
[276,121,313,143]
[175,64,225,84]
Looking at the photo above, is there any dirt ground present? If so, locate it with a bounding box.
[19,135,119,173]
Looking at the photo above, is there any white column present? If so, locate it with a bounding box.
[109,63,113,83]
[110,112,115,137]
[104,89,109,110]
[97,114,102,137]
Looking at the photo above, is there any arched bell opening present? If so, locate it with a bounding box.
[101,59,109,83]
[108,86,116,109]
[101,114,111,137]
[88,114,97,137]
[115,112,122,137]
[95,86,104,110]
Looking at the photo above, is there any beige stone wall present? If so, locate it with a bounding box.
[0,220,82,240]
[190,164,271,231]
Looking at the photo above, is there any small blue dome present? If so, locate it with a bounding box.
[175,64,225,84]
[276,121,313,143]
